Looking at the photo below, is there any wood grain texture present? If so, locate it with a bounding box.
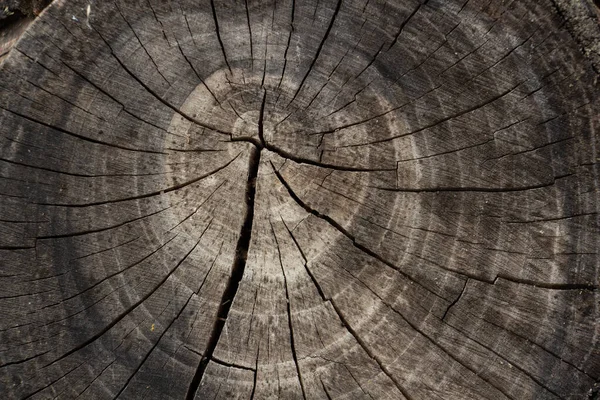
[0,0,599,399]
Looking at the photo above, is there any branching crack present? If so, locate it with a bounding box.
[269,162,448,300]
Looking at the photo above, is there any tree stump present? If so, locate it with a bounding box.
[1,0,599,399]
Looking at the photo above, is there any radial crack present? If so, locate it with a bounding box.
[270,162,452,298]
[277,0,295,91]
[270,219,307,400]
[280,220,414,400]
[185,145,261,400]
[288,0,343,105]
[210,0,232,73]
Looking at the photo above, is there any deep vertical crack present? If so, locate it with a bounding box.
[185,92,266,400]
[210,0,232,73]
[258,90,267,146]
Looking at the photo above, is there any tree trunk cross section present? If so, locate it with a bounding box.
[0,0,598,399]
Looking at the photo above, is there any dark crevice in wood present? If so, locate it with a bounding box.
[401,250,491,290]
[21,361,84,400]
[0,320,34,335]
[340,86,519,148]
[244,0,254,63]
[37,229,205,371]
[113,292,195,399]
[186,146,261,400]
[375,173,574,194]
[457,308,595,379]
[443,317,573,399]
[210,356,256,372]
[182,345,203,357]
[271,161,452,301]
[56,234,180,307]
[277,0,294,92]
[249,348,259,400]
[328,298,415,400]
[21,42,176,138]
[390,19,461,87]
[75,359,117,398]
[0,288,53,300]
[302,79,329,112]
[228,100,246,120]
[114,2,170,85]
[288,0,343,105]
[281,221,415,400]
[345,364,376,400]
[263,144,395,172]
[165,148,224,153]
[442,278,468,321]
[210,0,232,73]
[167,183,226,233]
[493,275,599,291]
[483,136,575,163]
[354,274,547,400]
[387,2,422,51]
[321,80,371,119]
[41,237,139,278]
[0,105,166,155]
[179,13,224,107]
[258,90,267,146]
[89,24,233,138]
[320,377,334,400]
[0,157,166,179]
[22,77,105,121]
[356,215,411,241]
[41,235,180,330]
[0,348,48,368]
[192,242,224,300]
[260,44,267,88]
[33,154,240,208]
[505,212,598,224]
[280,220,318,290]
[145,0,167,41]
[230,136,263,148]
[396,136,497,163]
[270,219,307,400]
[0,245,35,250]
[173,37,224,108]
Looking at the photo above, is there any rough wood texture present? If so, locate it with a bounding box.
[0,0,599,399]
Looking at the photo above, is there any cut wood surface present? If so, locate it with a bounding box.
[0,0,599,399]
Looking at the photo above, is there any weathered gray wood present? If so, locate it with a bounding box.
[0,0,599,399]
